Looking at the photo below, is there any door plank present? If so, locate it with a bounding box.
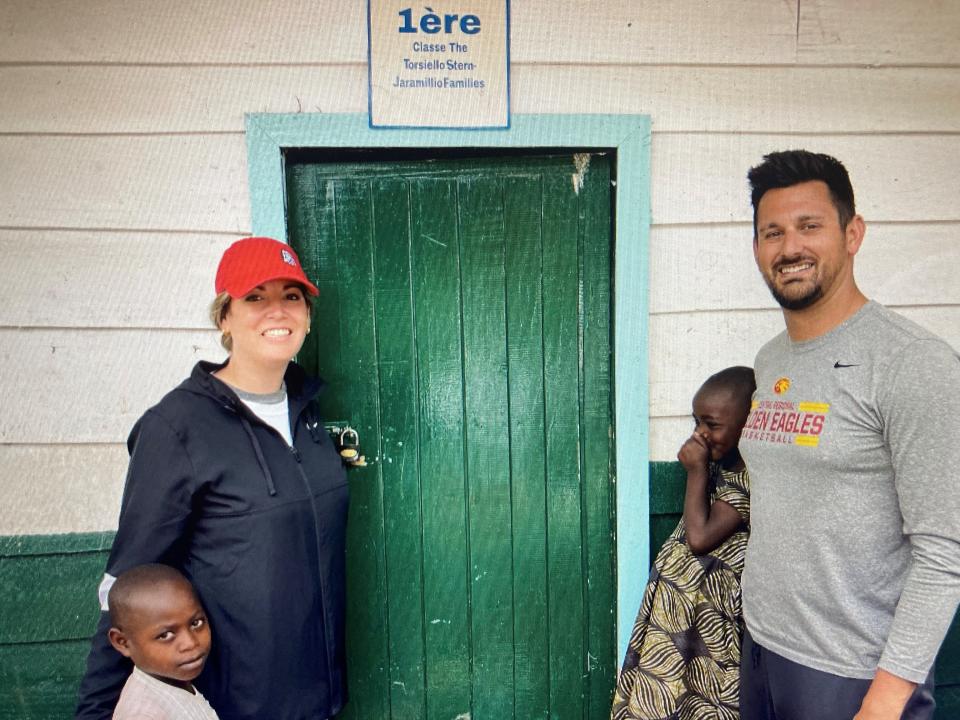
[331,179,390,720]
[504,174,551,719]
[578,156,617,718]
[458,175,516,718]
[372,177,428,719]
[409,178,472,719]
[542,169,587,718]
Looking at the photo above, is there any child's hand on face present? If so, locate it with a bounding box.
[678,432,710,472]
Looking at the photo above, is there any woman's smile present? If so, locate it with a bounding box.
[219,280,310,371]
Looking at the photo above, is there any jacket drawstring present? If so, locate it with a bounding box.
[239,414,278,496]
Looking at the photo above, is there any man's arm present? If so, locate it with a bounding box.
[858,338,960,718]
[854,669,916,720]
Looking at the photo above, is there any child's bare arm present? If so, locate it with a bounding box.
[679,433,745,555]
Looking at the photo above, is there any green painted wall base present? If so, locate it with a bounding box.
[3,467,958,718]
[0,533,111,719]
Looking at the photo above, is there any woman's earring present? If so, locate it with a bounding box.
[306,326,311,335]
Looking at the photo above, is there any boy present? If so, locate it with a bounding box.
[106,564,220,720]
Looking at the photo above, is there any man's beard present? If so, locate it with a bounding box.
[764,275,823,311]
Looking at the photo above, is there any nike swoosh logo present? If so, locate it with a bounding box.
[834,361,860,368]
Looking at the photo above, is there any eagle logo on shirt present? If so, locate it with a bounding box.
[773,377,790,395]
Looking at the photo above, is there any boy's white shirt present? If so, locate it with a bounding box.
[113,667,220,720]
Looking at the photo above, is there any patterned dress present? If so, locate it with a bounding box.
[611,466,750,720]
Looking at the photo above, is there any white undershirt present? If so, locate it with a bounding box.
[232,384,292,446]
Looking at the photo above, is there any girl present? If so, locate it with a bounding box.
[612,366,756,720]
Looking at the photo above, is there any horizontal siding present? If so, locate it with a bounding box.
[0,446,126,535]
[650,222,960,314]
[514,2,797,65]
[0,66,367,134]
[650,417,698,461]
[649,310,785,419]
[513,66,960,132]
[0,0,795,65]
[0,0,367,65]
[4,1,958,66]
[0,230,236,328]
[649,135,960,225]
[3,65,960,135]
[0,135,249,232]
[797,0,960,65]
[0,329,225,444]
[2,135,957,233]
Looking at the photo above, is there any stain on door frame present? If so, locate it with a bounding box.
[245,112,651,665]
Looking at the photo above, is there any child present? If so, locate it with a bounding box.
[106,564,220,720]
[612,366,756,720]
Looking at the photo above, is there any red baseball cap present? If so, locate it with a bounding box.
[215,237,319,298]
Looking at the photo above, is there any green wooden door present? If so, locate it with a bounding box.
[286,152,615,720]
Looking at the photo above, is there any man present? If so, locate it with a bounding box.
[737,150,960,720]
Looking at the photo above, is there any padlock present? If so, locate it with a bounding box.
[338,427,360,462]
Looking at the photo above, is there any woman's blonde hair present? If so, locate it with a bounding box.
[209,288,313,352]
[209,292,234,351]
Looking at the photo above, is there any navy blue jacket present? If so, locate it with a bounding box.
[76,361,349,719]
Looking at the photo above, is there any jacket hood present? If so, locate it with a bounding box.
[181,359,326,412]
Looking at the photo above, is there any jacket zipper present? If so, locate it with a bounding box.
[226,395,338,699]
[290,441,338,695]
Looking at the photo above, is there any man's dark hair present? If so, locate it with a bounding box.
[747,150,856,237]
[701,366,756,415]
[108,563,195,629]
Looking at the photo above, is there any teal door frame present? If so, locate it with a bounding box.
[245,112,651,663]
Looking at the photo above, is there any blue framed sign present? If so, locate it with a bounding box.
[367,1,511,128]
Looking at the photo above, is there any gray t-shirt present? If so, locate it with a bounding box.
[740,301,960,683]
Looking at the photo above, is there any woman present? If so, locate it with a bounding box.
[76,237,350,720]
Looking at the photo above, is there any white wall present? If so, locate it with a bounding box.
[1,0,958,534]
